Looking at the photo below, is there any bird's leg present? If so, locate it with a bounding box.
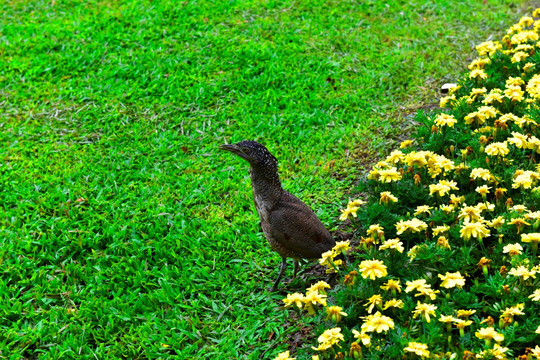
[270,257,287,292]
[292,259,299,279]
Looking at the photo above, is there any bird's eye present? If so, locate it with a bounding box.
[241,147,248,153]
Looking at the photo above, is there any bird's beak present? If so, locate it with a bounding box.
[219,143,242,156]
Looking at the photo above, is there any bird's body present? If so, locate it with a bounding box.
[220,140,335,291]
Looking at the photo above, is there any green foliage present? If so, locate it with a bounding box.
[279,7,540,360]
[0,0,537,359]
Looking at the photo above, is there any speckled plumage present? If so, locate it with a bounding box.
[220,140,335,291]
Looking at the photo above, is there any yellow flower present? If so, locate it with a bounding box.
[508,265,536,281]
[523,62,536,72]
[470,167,492,181]
[283,293,305,309]
[509,217,530,233]
[395,218,428,234]
[351,329,371,346]
[378,167,402,183]
[432,225,449,236]
[526,74,540,99]
[339,206,358,221]
[485,142,509,157]
[475,327,504,343]
[311,327,343,351]
[508,131,528,148]
[470,87,488,100]
[380,279,402,293]
[483,92,505,105]
[399,140,413,149]
[476,41,501,56]
[469,69,488,80]
[274,351,295,360]
[521,232,540,244]
[307,281,331,294]
[469,57,491,70]
[379,238,404,253]
[489,216,505,229]
[360,311,395,333]
[475,185,491,196]
[434,113,458,127]
[414,286,440,301]
[511,51,529,63]
[456,309,476,318]
[414,205,432,216]
[358,259,387,280]
[404,342,430,358]
[326,306,347,322]
[319,250,337,268]
[332,241,350,254]
[460,220,490,241]
[503,243,523,256]
[438,271,466,289]
[364,294,383,314]
[529,289,540,302]
[367,224,384,239]
[304,290,327,314]
[437,236,451,249]
[478,344,509,360]
[383,298,404,310]
[379,191,398,204]
[412,302,437,323]
[405,279,427,293]
[501,304,525,322]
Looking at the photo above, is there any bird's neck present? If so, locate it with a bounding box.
[249,165,283,205]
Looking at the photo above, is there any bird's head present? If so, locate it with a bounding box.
[219,140,278,170]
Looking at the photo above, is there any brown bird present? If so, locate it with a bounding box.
[220,140,335,291]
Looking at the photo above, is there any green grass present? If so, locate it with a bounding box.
[0,0,536,358]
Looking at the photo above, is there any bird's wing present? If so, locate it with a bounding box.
[268,191,335,259]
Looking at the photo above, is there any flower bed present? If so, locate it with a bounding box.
[275,8,540,360]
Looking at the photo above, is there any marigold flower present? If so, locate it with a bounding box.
[274,351,295,360]
[437,236,451,249]
[379,238,404,253]
[503,243,523,256]
[509,217,530,233]
[404,342,430,358]
[382,298,404,310]
[358,260,387,280]
[380,279,402,294]
[379,191,398,204]
[308,281,331,294]
[311,327,343,351]
[283,293,305,309]
[405,279,428,293]
[485,142,509,157]
[470,167,492,181]
[399,140,413,149]
[508,265,536,281]
[395,218,428,234]
[360,311,395,333]
[326,306,347,322]
[412,302,437,323]
[351,329,371,346]
[438,271,466,289]
[304,290,327,314]
[414,205,432,216]
[378,167,402,183]
[460,220,490,241]
[457,309,476,318]
[529,289,540,302]
[470,69,487,80]
[364,294,383,314]
[332,241,350,254]
[476,41,501,56]
[475,185,491,196]
[434,113,458,127]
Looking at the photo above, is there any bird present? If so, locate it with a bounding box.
[220,140,336,291]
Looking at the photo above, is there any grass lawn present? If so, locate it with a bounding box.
[0,0,535,358]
